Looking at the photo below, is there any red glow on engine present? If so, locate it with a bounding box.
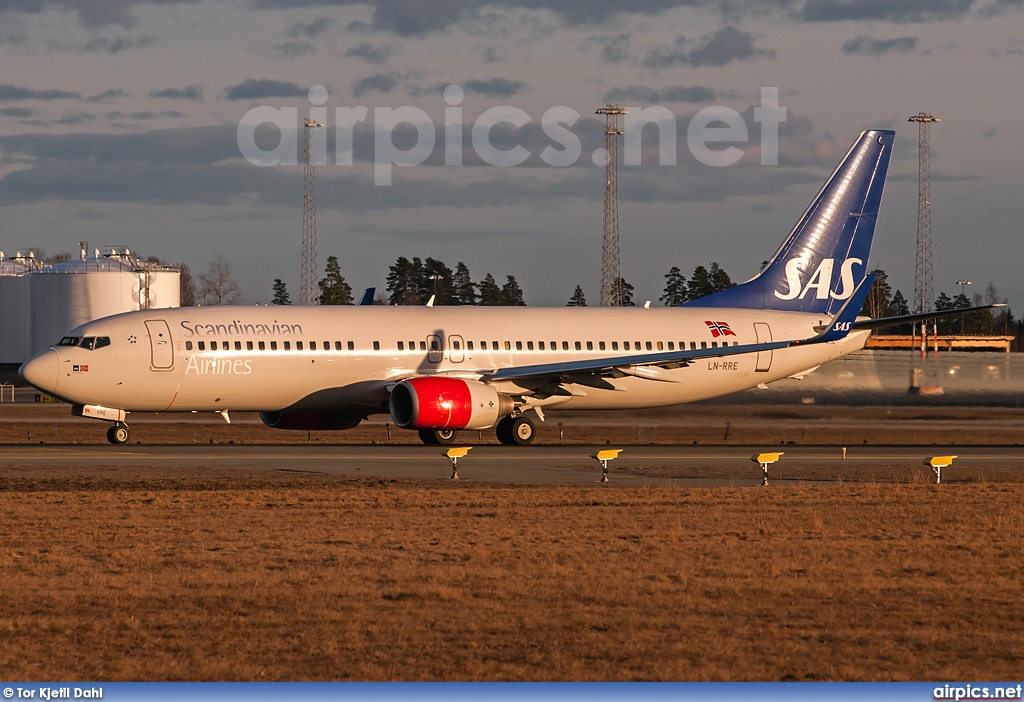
[400,377,473,429]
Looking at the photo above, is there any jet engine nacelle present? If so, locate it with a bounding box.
[389,377,514,430]
[260,410,364,431]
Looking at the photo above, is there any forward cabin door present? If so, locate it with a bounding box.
[753,322,772,372]
[145,320,174,370]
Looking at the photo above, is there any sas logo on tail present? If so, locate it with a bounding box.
[704,321,736,338]
[774,258,862,301]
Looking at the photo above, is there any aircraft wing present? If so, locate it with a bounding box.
[488,272,876,386]
[848,303,1006,332]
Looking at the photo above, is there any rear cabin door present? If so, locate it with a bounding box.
[448,335,464,363]
[753,322,772,372]
[145,320,174,370]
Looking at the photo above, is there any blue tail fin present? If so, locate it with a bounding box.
[686,129,895,314]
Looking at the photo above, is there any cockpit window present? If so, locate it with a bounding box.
[80,337,96,350]
[58,337,82,347]
[94,337,110,349]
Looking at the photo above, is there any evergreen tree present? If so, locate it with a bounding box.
[421,257,455,305]
[386,256,423,305]
[887,289,912,335]
[477,273,504,306]
[615,277,635,307]
[934,291,956,335]
[566,285,587,307]
[453,262,477,305]
[501,275,526,306]
[687,265,713,300]
[708,262,734,293]
[179,263,197,306]
[660,266,687,306]
[271,279,291,305]
[318,256,353,305]
[862,269,892,319]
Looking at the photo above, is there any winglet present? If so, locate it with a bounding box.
[795,271,876,345]
[357,287,376,306]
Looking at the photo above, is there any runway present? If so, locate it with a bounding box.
[2,443,1020,485]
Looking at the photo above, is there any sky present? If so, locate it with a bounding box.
[0,0,1022,309]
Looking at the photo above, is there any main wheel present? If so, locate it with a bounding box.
[107,424,130,445]
[495,417,515,445]
[418,429,457,445]
[510,416,535,445]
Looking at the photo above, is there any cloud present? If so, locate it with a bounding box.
[272,41,316,58]
[81,35,157,53]
[596,33,631,63]
[643,27,775,68]
[84,88,128,103]
[842,35,918,55]
[0,85,81,101]
[482,47,502,63]
[0,107,37,117]
[604,84,716,103]
[352,73,400,97]
[0,0,199,29]
[53,111,96,125]
[801,0,974,22]
[464,77,524,97]
[345,42,396,64]
[286,16,339,37]
[223,78,307,100]
[150,85,204,102]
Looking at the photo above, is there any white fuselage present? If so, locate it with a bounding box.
[26,305,869,417]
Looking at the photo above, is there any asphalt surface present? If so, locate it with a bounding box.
[1,444,1021,486]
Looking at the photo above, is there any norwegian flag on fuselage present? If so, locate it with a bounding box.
[704,320,736,338]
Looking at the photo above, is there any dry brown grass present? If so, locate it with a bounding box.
[2,467,1023,681]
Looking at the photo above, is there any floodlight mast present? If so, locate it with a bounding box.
[908,112,940,357]
[301,118,324,306]
[596,105,627,307]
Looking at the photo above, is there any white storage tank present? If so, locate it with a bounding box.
[29,249,181,355]
[0,254,32,364]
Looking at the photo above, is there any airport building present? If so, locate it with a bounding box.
[0,246,180,385]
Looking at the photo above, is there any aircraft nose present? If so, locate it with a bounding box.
[19,348,59,393]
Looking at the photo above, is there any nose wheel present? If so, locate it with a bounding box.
[106,423,130,445]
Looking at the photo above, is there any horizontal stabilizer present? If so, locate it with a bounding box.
[850,304,1006,332]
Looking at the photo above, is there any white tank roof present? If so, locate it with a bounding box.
[0,259,31,276]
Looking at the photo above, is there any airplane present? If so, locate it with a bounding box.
[18,129,1000,446]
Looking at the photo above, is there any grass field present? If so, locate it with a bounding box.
[2,466,1022,681]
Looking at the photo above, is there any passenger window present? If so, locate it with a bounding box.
[95,337,110,349]
[701,341,707,349]
[430,339,440,351]
[373,341,380,351]
[185,341,193,351]
[657,341,663,351]
[467,341,474,351]
[234,341,241,351]
[712,341,718,348]
[527,341,534,350]
[612,341,619,351]
[492,341,499,350]
[211,341,218,351]
[504,341,511,351]
[222,340,228,350]
[258,341,265,351]
[323,341,329,350]
[420,341,427,351]
[453,340,461,350]
[515,341,522,351]
[549,341,556,349]
[246,341,254,350]
[310,341,317,351]
[198,341,206,351]
[690,342,696,350]
[398,341,405,351]
[574,341,582,351]
[296,341,304,351]
[668,342,674,351]
[599,341,605,351]
[284,341,291,350]
[270,341,277,351]
[349,341,356,351]
[562,341,569,351]
[635,341,641,350]
[586,341,593,351]
[646,341,653,351]
[538,341,545,350]
[335,341,343,351]
[623,341,630,351]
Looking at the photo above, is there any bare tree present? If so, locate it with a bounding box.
[199,254,241,306]
[179,263,197,306]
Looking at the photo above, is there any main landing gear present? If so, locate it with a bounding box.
[496,415,535,446]
[106,423,130,445]
[418,428,458,445]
